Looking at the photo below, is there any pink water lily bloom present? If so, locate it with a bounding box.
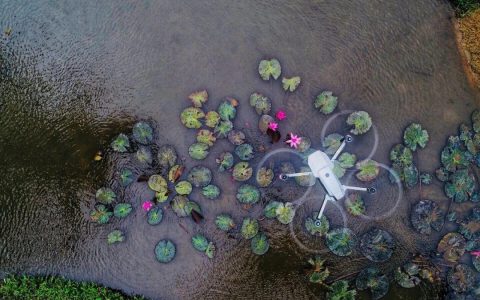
[268,122,278,131]
[286,133,302,149]
[471,250,480,257]
[142,200,154,212]
[275,110,286,121]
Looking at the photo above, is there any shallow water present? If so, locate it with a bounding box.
[0,0,479,299]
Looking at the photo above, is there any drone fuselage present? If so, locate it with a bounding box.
[307,150,345,200]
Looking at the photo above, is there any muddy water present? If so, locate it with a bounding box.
[0,0,479,299]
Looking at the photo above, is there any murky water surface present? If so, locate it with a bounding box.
[1,1,479,299]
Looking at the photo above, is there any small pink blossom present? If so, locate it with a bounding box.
[471,250,480,257]
[275,110,286,121]
[268,122,278,131]
[142,200,154,212]
[286,133,302,149]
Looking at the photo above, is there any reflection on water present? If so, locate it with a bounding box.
[0,0,479,299]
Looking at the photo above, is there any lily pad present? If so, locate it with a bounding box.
[403,123,429,151]
[295,136,311,153]
[458,218,480,241]
[216,152,234,172]
[168,165,184,183]
[327,280,356,300]
[441,146,472,172]
[264,201,281,219]
[411,200,444,235]
[119,168,134,187]
[132,122,153,145]
[347,111,372,135]
[235,143,254,161]
[472,255,480,272]
[114,203,133,218]
[282,76,301,92]
[314,91,338,115]
[155,190,169,203]
[111,134,130,152]
[107,230,125,244]
[322,133,343,155]
[251,232,270,255]
[205,111,220,128]
[180,107,205,129]
[241,218,259,239]
[308,257,330,285]
[214,120,233,138]
[175,180,192,195]
[155,240,176,263]
[395,263,421,288]
[356,159,380,182]
[445,169,475,203]
[96,187,116,204]
[332,161,346,179]
[202,184,220,200]
[188,90,208,108]
[338,152,357,169]
[437,233,466,263]
[90,204,113,224]
[148,175,167,192]
[147,207,163,225]
[189,142,209,160]
[256,167,274,187]
[205,242,215,259]
[192,234,209,252]
[157,145,177,169]
[232,162,253,182]
[345,193,365,216]
[171,195,201,218]
[295,166,316,187]
[187,166,212,187]
[258,58,281,80]
[227,130,246,145]
[326,227,357,257]
[472,110,480,133]
[447,264,475,293]
[215,214,235,232]
[356,267,389,300]
[249,92,272,115]
[435,167,450,182]
[305,213,329,236]
[259,115,275,134]
[217,100,236,121]
[276,202,295,224]
[236,184,260,204]
[136,146,153,165]
[197,129,216,147]
[420,173,432,185]
[359,228,395,262]
[390,144,413,166]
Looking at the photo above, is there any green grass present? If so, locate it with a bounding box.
[450,0,480,16]
[0,275,145,300]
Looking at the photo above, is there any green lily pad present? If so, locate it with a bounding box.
[275,202,295,224]
[205,242,215,259]
[114,203,133,218]
[355,159,380,182]
[155,240,176,263]
[241,218,259,239]
[90,204,113,224]
[411,200,444,235]
[258,58,281,80]
[132,122,153,145]
[420,173,432,185]
[202,184,220,200]
[214,120,233,138]
[119,168,134,187]
[217,100,236,121]
[233,162,253,182]
[347,111,372,135]
[251,232,270,255]
[111,133,130,152]
[197,129,216,147]
[356,267,389,300]
[235,143,254,161]
[205,111,220,128]
[332,161,346,178]
[326,227,357,257]
[447,264,475,293]
[135,146,153,165]
[216,152,234,172]
[264,201,281,219]
[227,130,246,145]
[180,107,205,129]
[305,213,329,236]
[472,110,480,133]
[215,214,235,232]
[338,152,357,169]
[249,92,272,115]
[192,234,209,252]
[171,195,201,218]
[189,142,209,160]
[441,146,472,172]
[403,123,429,151]
[435,167,450,182]
[395,263,421,288]
[167,164,183,183]
[148,175,167,192]
[155,190,169,203]
[437,233,466,263]
[157,145,177,169]
[258,114,274,134]
[282,76,301,92]
[175,180,192,195]
[188,90,208,108]
[345,193,365,216]
[359,228,395,262]
[96,187,116,204]
[256,167,274,187]
[296,136,311,153]
[314,91,338,115]
[308,257,330,285]
[147,207,163,225]
[107,230,125,244]
[327,280,356,300]
[295,166,316,187]
[445,169,475,203]
[390,144,413,166]
[236,184,260,204]
[187,166,212,187]
[323,133,343,155]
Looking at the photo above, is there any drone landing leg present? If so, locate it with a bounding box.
[342,185,368,192]
[316,195,335,220]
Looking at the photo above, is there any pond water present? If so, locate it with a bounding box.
[1,0,479,299]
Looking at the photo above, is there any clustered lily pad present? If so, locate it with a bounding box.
[314,91,338,115]
[249,92,272,115]
[345,193,365,216]
[359,228,395,262]
[322,133,343,155]
[403,123,429,151]
[216,152,234,171]
[264,201,281,219]
[205,111,220,128]
[217,100,236,121]
[326,227,357,257]
[215,214,235,232]
[307,256,330,285]
[411,200,444,235]
[444,169,475,203]
[90,204,113,224]
[96,187,116,204]
[389,144,418,189]
[327,280,356,300]
[356,267,389,300]
[214,120,234,138]
[197,129,216,146]
[346,111,372,135]
[394,263,421,288]
[191,234,215,259]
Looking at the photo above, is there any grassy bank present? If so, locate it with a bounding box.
[0,275,145,300]
[455,6,480,89]
[450,0,480,16]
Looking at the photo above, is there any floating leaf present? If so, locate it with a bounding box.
[119,168,134,187]
[202,184,220,200]
[136,146,153,165]
[295,166,316,187]
[205,111,220,128]
[345,193,365,216]
[314,91,338,115]
[447,264,475,293]
[218,100,236,121]
[472,110,480,133]
[197,129,216,147]
[282,76,301,92]
[249,92,272,115]
[445,169,475,203]
[157,145,177,169]
[347,111,372,135]
[228,130,246,145]
[305,213,329,236]
[111,134,130,152]
[359,228,395,262]
[264,201,281,219]
[326,228,357,257]
[356,267,389,300]
[256,167,274,187]
[192,234,209,252]
[180,107,205,129]
[241,218,259,239]
[171,196,201,218]
[155,190,169,203]
[96,187,116,204]
[458,218,480,241]
[214,120,233,138]
[188,142,209,160]
[168,165,184,183]
[332,161,346,178]
[435,167,450,182]
[216,152,234,172]
[236,184,260,204]
[322,133,343,155]
[205,242,215,259]
[90,204,112,224]
[114,203,133,218]
[355,159,380,182]
[132,122,153,145]
[276,202,295,225]
[258,58,281,80]
[215,214,235,231]
[258,115,274,134]
[420,173,432,185]
[187,166,212,187]
[148,175,167,192]
[403,123,429,151]
[155,240,176,263]
[232,162,253,182]
[437,233,466,263]
[395,263,421,288]
[327,280,356,300]
[411,200,444,235]
[107,230,125,244]
[338,152,357,169]
[147,207,163,225]
[188,90,208,108]
[308,257,330,285]
[441,146,472,172]
[251,232,270,255]
[473,255,480,272]
[235,143,254,161]
[175,180,192,195]
[389,144,413,166]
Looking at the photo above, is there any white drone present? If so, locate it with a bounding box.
[279,135,376,226]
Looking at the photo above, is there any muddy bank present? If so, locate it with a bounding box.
[454,9,480,90]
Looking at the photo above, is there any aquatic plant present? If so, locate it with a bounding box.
[403,123,429,151]
[148,175,167,192]
[332,161,346,178]
[214,120,234,138]
[249,92,272,115]
[147,207,163,225]
[275,202,295,224]
[356,267,389,300]
[188,142,209,160]
[346,111,372,135]
[241,218,259,239]
[196,129,216,146]
[326,228,357,257]
[256,167,274,187]
[472,254,480,272]
[286,133,302,149]
[155,190,169,203]
[264,201,281,219]
[187,166,212,187]
[435,167,450,182]
[232,162,253,182]
[205,242,216,259]
[338,152,357,169]
[235,143,254,160]
[135,146,153,165]
[119,168,134,187]
[180,107,205,129]
[323,133,343,155]
[276,110,286,121]
[345,193,365,216]
[305,213,329,236]
[236,184,260,204]
[314,91,338,115]
[168,165,184,184]
[215,214,235,232]
[217,100,236,121]
[411,200,444,235]
[390,144,413,166]
[111,133,130,152]
[114,203,133,218]
[268,121,278,131]
[142,201,154,212]
[132,122,153,145]
[355,159,380,182]
[157,145,178,169]
[359,228,395,262]
[437,233,466,263]
[394,263,421,288]
[447,264,475,293]
[326,280,356,300]
[258,58,281,80]
[473,110,480,132]
[202,184,220,199]
[295,166,316,187]
[96,187,116,204]
[295,136,311,153]
[155,240,176,263]
[445,169,475,203]
[282,76,301,92]
[107,230,125,245]
[228,130,246,145]
[441,146,472,172]
[251,232,270,255]
[90,204,113,224]
[259,114,275,134]
[188,90,208,108]
[307,256,330,285]
[175,180,192,195]
[205,111,220,128]
[216,152,234,171]
[191,234,209,251]
[171,195,201,217]
[420,173,432,185]
[396,164,419,189]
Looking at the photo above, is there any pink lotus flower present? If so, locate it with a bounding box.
[275,110,286,121]
[471,250,480,257]
[142,200,154,212]
[286,133,302,149]
[268,122,278,131]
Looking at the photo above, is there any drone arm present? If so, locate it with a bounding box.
[282,172,313,178]
[316,194,335,220]
[342,185,368,192]
[331,139,347,161]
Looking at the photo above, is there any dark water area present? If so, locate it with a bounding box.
[0,0,479,299]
